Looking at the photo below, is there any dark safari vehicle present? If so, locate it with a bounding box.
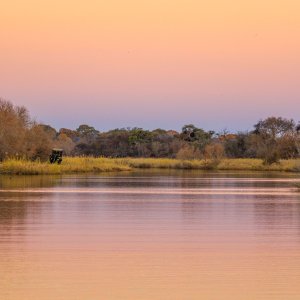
[49,149,63,164]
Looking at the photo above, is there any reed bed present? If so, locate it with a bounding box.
[1,157,300,175]
[121,158,300,172]
[218,158,300,172]
[0,157,131,175]
[119,158,218,170]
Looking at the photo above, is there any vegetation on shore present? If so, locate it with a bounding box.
[0,157,131,175]
[1,98,300,167]
[121,158,300,172]
[1,157,300,175]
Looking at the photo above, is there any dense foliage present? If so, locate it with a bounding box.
[0,98,299,164]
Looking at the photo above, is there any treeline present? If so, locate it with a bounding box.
[1,98,299,164]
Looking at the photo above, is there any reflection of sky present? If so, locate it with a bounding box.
[1,172,300,300]
[1,172,300,252]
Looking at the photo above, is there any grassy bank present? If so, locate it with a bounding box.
[0,157,131,175]
[1,157,300,175]
[120,158,300,172]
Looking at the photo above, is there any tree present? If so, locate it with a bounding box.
[180,124,214,153]
[128,128,152,156]
[204,143,224,160]
[252,117,299,164]
[54,133,75,155]
[76,124,99,143]
[0,98,30,160]
[224,132,250,158]
[24,124,53,160]
[254,117,296,138]
[59,128,80,143]
[176,145,202,160]
[91,129,131,157]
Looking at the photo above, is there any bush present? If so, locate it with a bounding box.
[204,143,224,160]
[263,150,280,165]
[176,145,202,160]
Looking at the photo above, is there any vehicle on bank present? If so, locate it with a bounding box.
[49,149,63,164]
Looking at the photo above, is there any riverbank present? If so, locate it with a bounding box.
[0,157,131,175]
[1,157,300,175]
[121,158,300,172]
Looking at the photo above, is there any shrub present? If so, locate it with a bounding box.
[176,145,202,160]
[204,143,224,160]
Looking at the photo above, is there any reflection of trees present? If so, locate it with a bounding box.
[0,197,28,228]
[0,175,60,189]
[0,194,53,233]
[0,176,59,234]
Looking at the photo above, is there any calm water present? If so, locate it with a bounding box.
[1,170,300,300]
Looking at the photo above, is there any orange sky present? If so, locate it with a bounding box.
[0,0,299,130]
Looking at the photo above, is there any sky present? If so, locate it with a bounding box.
[0,0,299,132]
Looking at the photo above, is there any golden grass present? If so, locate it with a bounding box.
[218,158,300,172]
[0,157,131,175]
[120,157,300,172]
[118,158,218,170]
[1,157,300,175]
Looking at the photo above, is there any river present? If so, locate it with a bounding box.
[1,170,300,299]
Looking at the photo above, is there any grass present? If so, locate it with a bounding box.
[118,158,219,170]
[218,158,300,172]
[120,157,300,172]
[1,157,300,175]
[0,157,131,175]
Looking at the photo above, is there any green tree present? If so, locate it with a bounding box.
[76,124,99,144]
[180,124,214,152]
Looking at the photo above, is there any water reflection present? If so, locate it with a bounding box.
[0,175,60,189]
[1,171,300,299]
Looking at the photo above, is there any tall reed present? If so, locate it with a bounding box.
[0,157,131,175]
[1,157,300,175]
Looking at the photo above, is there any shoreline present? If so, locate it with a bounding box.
[0,157,300,175]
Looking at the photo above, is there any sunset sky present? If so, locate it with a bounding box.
[1,0,299,132]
